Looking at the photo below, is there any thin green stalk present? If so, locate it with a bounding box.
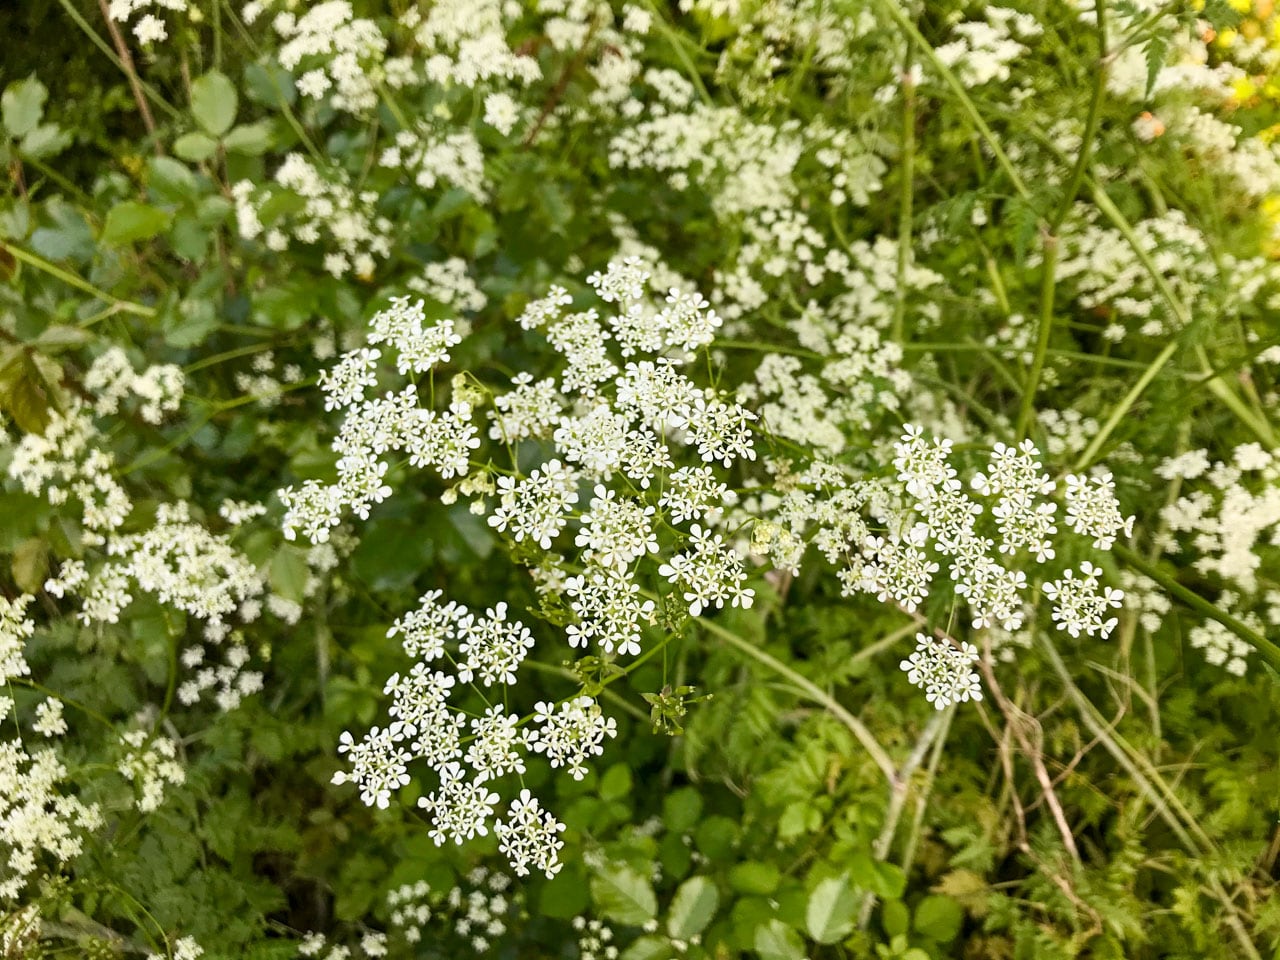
[698,618,897,783]
[1,243,156,318]
[857,707,951,928]
[1114,545,1280,673]
[1072,336,1178,471]
[1015,232,1059,438]
[1089,184,1276,447]
[1016,0,1108,437]
[55,0,181,120]
[869,0,1033,206]
[893,38,917,344]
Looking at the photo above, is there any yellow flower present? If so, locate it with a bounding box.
[1217,27,1239,48]
[1232,75,1260,101]
[1226,0,1252,12]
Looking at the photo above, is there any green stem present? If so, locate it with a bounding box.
[1114,544,1280,674]
[869,0,1033,206]
[1015,232,1059,438]
[1016,0,1108,438]
[55,0,180,120]
[1,243,156,318]
[1072,336,1178,471]
[893,39,916,345]
[698,618,897,782]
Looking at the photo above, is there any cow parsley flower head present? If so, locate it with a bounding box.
[1042,561,1125,639]
[899,633,983,709]
[495,790,566,878]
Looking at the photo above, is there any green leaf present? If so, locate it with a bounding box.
[600,763,632,801]
[882,899,909,938]
[913,895,964,942]
[806,874,857,944]
[30,199,93,262]
[223,121,274,155]
[163,296,218,348]
[32,325,91,354]
[20,123,71,159]
[269,546,310,604]
[100,201,172,246]
[190,70,238,137]
[148,156,199,205]
[729,862,781,895]
[11,537,47,594]
[0,362,52,433]
[174,131,219,163]
[754,919,806,960]
[621,936,674,960]
[663,787,703,832]
[591,864,658,926]
[2,77,47,139]
[667,876,719,939]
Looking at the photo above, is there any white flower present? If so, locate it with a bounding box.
[496,789,566,878]
[483,92,520,135]
[1042,561,1124,639]
[899,633,982,709]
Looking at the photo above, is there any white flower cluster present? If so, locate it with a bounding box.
[4,401,277,715]
[742,426,1133,707]
[1056,206,1273,340]
[574,916,619,960]
[382,867,520,953]
[273,1,387,113]
[118,730,186,813]
[233,154,393,279]
[0,602,103,900]
[1154,443,1280,675]
[329,589,599,877]
[899,633,982,709]
[106,0,186,45]
[288,260,771,871]
[146,936,203,960]
[379,126,488,202]
[935,8,1042,87]
[83,348,185,424]
[177,641,264,711]
[8,405,132,540]
[0,720,104,898]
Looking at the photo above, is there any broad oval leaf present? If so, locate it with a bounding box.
[591,864,657,926]
[805,874,857,944]
[191,70,238,137]
[667,876,719,939]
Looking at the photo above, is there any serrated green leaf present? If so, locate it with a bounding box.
[591,864,657,926]
[2,77,46,139]
[191,70,238,137]
[806,874,857,944]
[667,876,719,939]
[754,919,806,960]
[100,201,172,246]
